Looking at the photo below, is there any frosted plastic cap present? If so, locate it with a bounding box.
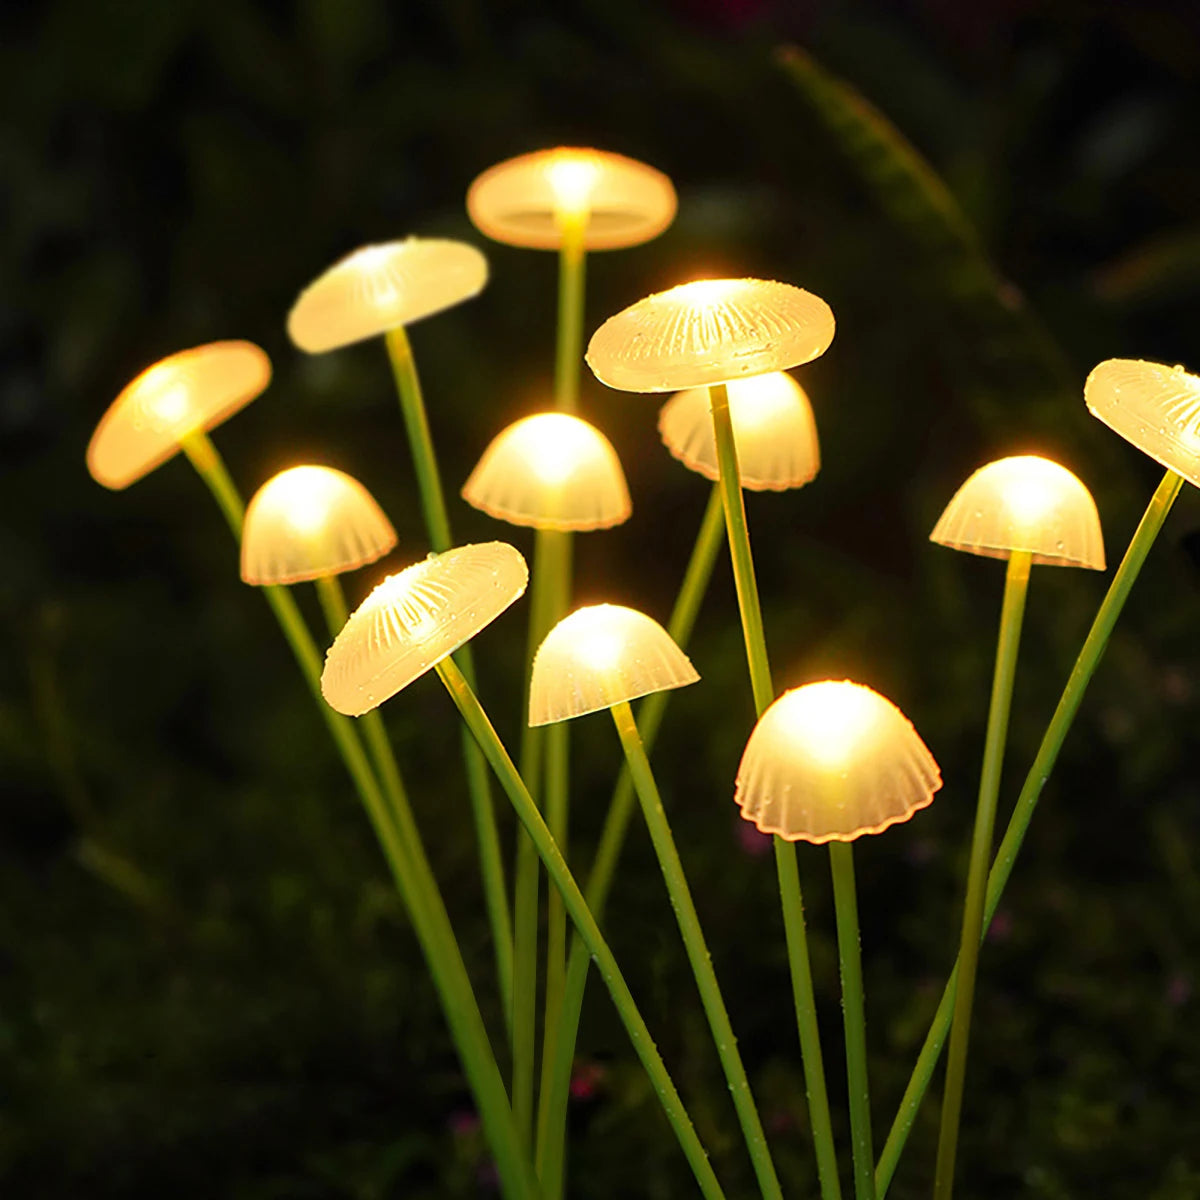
[1085,358,1200,488]
[321,542,528,716]
[529,604,699,725]
[735,680,941,843]
[587,278,835,393]
[241,466,398,586]
[287,238,488,353]
[467,147,677,251]
[462,412,632,531]
[658,371,820,491]
[87,342,270,491]
[930,455,1105,570]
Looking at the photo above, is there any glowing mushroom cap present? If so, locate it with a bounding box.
[467,147,677,251]
[241,466,398,586]
[929,455,1105,570]
[735,680,941,844]
[287,238,488,353]
[87,341,270,490]
[462,412,632,531]
[529,604,699,726]
[321,542,528,717]
[659,371,820,491]
[1085,358,1200,488]
[587,278,835,393]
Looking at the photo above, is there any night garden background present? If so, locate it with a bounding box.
[5,0,1200,1196]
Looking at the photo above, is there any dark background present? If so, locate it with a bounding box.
[4,0,1200,1196]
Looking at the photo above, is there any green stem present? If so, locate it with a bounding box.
[709,383,843,1200]
[179,431,538,1200]
[384,324,514,1040]
[932,551,1031,1199]
[435,656,727,1200]
[829,842,875,1200]
[554,215,588,416]
[613,700,784,1200]
[876,468,1185,1197]
[535,484,727,1197]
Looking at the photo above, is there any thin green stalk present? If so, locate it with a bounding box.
[612,699,784,1200]
[535,484,727,1196]
[554,214,588,416]
[876,468,1185,1197]
[709,383,843,1200]
[932,550,1031,1199]
[829,841,875,1200]
[435,656,727,1200]
[384,324,514,1038]
[178,431,538,1200]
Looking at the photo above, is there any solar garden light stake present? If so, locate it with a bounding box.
[926,457,1105,1199]
[288,239,513,1032]
[88,361,539,1200]
[588,278,844,1200]
[529,604,785,1200]
[876,359,1197,1197]
[321,544,727,1200]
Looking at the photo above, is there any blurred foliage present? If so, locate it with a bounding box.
[3,0,1200,1196]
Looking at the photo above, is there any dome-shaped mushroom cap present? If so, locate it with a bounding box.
[287,238,488,353]
[929,455,1105,570]
[462,412,632,531]
[587,278,835,393]
[321,542,528,717]
[735,681,941,843]
[529,604,699,726]
[87,341,270,490]
[1085,358,1200,488]
[467,147,677,251]
[658,371,820,491]
[241,465,398,586]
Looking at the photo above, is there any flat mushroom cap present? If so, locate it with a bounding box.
[658,371,820,491]
[1085,358,1200,488]
[287,238,488,353]
[735,680,942,844]
[462,412,632,531]
[321,542,528,717]
[529,604,699,726]
[586,278,835,393]
[930,455,1105,570]
[467,147,677,251]
[87,341,270,490]
[241,465,398,586]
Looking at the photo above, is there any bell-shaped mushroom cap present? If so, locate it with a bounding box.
[241,465,398,586]
[658,371,820,491]
[467,147,677,251]
[929,455,1105,570]
[321,542,528,717]
[587,278,835,394]
[529,604,699,726]
[1085,358,1200,488]
[87,341,270,490]
[462,412,632,531]
[735,680,941,843]
[287,238,488,353]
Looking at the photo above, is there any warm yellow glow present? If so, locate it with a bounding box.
[930,454,1105,570]
[321,542,529,716]
[1085,358,1200,488]
[462,412,632,531]
[529,604,699,725]
[87,341,271,491]
[735,680,942,843]
[658,371,820,490]
[287,238,488,353]
[586,277,836,393]
[240,465,397,586]
[466,147,677,251]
